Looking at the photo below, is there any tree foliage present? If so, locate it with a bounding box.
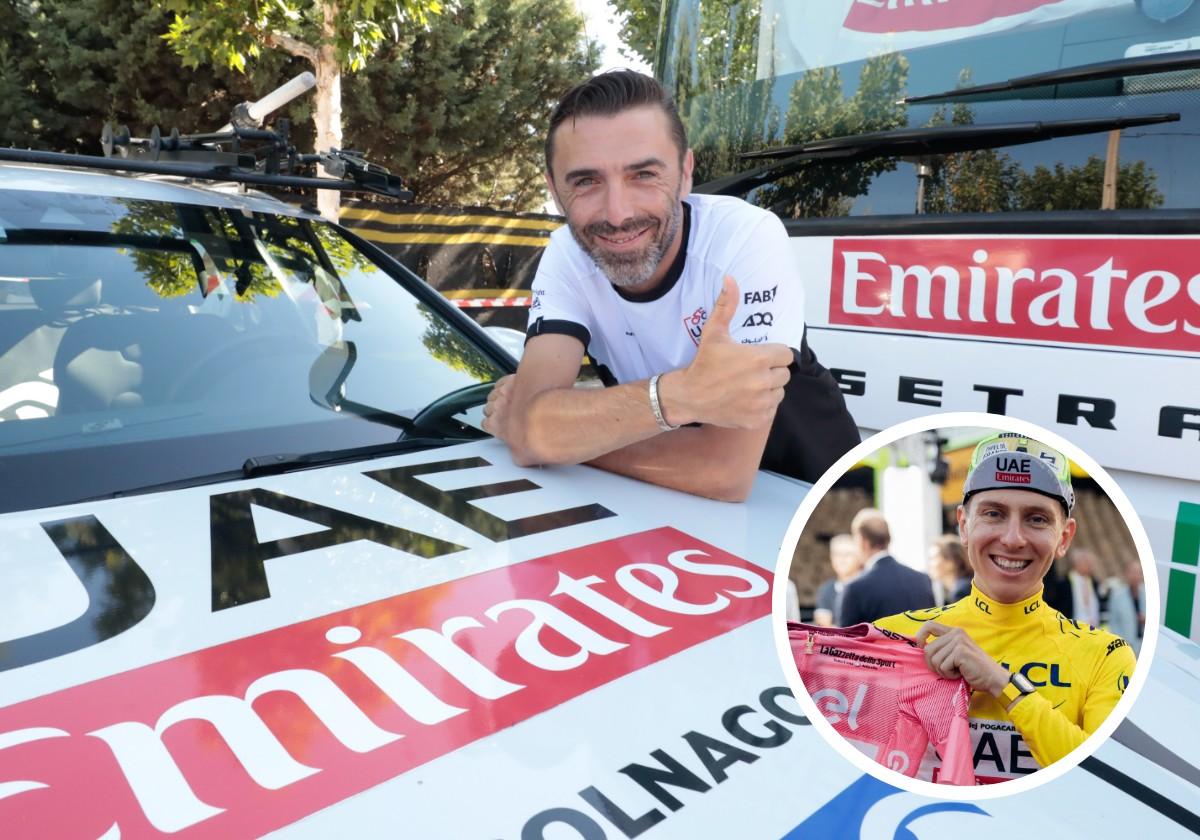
[0,0,62,149]
[923,88,1163,213]
[607,0,657,67]
[158,0,438,74]
[343,0,599,210]
[922,97,1023,214]
[637,3,1163,216]
[1016,156,1162,211]
[3,0,596,211]
[4,0,307,154]
[756,54,910,218]
[667,0,777,191]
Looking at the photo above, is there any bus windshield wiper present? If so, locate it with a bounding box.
[904,49,1200,104]
[242,437,465,478]
[693,113,1179,196]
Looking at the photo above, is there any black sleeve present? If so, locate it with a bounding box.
[760,333,861,484]
[525,317,590,347]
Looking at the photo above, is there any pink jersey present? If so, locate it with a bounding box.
[788,622,975,785]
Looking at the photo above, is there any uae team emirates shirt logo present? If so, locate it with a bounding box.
[0,528,770,838]
[830,238,1200,353]
[684,306,709,346]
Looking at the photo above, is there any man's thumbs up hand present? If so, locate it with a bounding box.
[698,275,739,346]
[657,275,793,430]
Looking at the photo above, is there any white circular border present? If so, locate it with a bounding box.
[770,411,1160,801]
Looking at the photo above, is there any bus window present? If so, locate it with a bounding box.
[659,0,1200,217]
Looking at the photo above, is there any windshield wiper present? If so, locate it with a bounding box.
[69,437,469,505]
[904,49,1200,104]
[693,113,1179,196]
[243,437,465,478]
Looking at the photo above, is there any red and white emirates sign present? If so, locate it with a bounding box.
[0,528,770,838]
[762,0,1131,77]
[829,238,1200,353]
[844,0,1078,34]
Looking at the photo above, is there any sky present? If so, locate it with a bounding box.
[574,0,652,74]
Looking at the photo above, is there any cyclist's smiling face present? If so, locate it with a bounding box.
[959,489,1076,604]
[546,106,693,292]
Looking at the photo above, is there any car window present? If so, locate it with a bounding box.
[0,187,508,510]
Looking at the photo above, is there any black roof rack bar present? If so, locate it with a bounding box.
[0,146,413,202]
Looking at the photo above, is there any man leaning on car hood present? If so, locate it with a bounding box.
[482,70,859,501]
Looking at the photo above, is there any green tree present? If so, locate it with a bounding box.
[0,0,63,148]
[343,0,598,210]
[607,0,657,67]
[8,0,594,211]
[416,304,502,381]
[1017,156,1163,211]
[922,96,1022,215]
[637,0,908,217]
[157,0,443,218]
[919,72,1162,213]
[662,0,780,191]
[10,0,306,155]
[756,53,910,218]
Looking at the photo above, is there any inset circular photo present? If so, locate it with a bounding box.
[772,413,1157,799]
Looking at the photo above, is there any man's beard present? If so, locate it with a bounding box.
[570,200,682,289]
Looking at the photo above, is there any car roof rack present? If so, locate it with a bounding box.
[0,72,413,203]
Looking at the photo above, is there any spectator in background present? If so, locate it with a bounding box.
[836,509,934,626]
[930,534,972,606]
[1102,559,1145,654]
[1126,559,1146,643]
[813,533,863,626]
[1068,550,1101,627]
[1041,556,1074,616]
[785,577,801,622]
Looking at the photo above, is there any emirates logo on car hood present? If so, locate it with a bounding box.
[0,527,770,837]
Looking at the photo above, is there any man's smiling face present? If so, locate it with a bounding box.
[546,106,693,292]
[958,489,1076,604]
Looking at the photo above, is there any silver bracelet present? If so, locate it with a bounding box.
[648,374,680,432]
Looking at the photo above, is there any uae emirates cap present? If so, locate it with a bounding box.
[962,433,1075,515]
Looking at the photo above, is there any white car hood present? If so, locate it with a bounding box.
[0,439,1196,838]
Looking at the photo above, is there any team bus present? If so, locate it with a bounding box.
[659,0,1200,645]
[660,4,1200,831]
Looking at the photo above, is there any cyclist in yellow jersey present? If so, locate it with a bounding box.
[874,434,1136,783]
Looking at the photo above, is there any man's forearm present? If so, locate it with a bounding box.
[509,375,672,466]
[587,422,771,502]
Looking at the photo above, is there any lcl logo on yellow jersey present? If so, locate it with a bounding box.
[1000,661,1072,687]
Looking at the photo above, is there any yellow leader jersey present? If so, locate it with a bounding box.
[874,583,1136,784]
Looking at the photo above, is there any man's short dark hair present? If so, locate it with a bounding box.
[851,508,891,553]
[545,70,688,175]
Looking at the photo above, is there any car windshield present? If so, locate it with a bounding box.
[0,186,509,511]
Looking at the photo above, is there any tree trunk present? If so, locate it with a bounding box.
[313,1,342,221]
[1102,128,1120,211]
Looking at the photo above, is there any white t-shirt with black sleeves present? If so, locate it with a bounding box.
[525,192,859,483]
[526,193,803,384]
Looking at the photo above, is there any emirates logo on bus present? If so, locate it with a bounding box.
[829,238,1200,353]
[844,0,1067,33]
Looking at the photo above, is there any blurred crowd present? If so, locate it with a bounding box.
[787,509,1145,653]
